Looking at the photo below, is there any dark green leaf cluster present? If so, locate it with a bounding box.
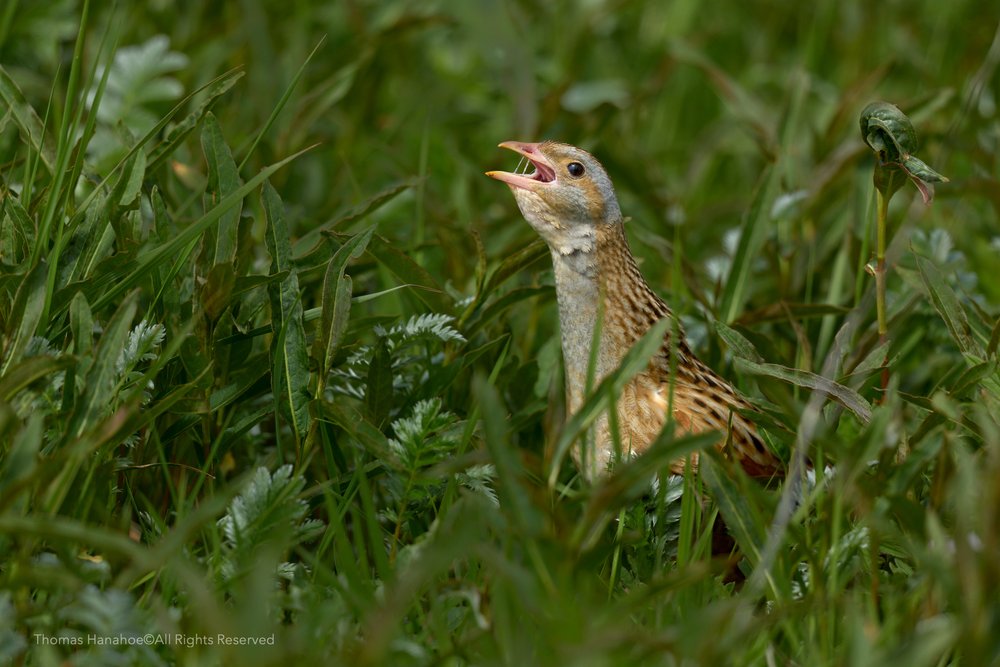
[860,101,949,203]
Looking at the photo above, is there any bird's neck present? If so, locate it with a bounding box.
[550,222,675,414]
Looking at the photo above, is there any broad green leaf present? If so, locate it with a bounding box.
[735,357,873,423]
[715,321,764,363]
[201,112,242,266]
[60,193,115,286]
[65,290,138,440]
[106,126,147,244]
[365,338,393,428]
[112,130,146,209]
[915,254,984,359]
[263,181,311,444]
[0,412,43,506]
[1,261,47,375]
[847,339,893,377]
[902,154,948,185]
[314,227,373,378]
[87,144,313,314]
[0,65,56,171]
[64,292,93,417]
[0,194,35,268]
[988,316,1000,359]
[549,318,671,487]
[700,454,767,567]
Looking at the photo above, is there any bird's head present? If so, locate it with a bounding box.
[487,141,622,255]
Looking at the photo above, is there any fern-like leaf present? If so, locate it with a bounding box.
[217,465,324,581]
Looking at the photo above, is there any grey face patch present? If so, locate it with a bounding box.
[510,143,621,255]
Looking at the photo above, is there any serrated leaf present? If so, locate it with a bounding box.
[201,262,235,321]
[95,35,188,129]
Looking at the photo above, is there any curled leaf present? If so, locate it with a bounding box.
[860,101,948,204]
[861,101,917,161]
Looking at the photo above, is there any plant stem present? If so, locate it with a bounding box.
[874,178,893,393]
[875,188,889,342]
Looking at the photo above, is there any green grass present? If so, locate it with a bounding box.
[2,1,1000,665]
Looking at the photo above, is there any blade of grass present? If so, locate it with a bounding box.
[238,36,326,171]
[263,181,312,450]
[718,165,778,324]
[549,318,671,488]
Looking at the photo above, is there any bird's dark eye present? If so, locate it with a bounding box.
[567,162,585,177]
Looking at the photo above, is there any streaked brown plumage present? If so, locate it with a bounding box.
[487,140,782,481]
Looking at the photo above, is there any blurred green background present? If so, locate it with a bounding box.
[2,1,1000,665]
[6,0,997,301]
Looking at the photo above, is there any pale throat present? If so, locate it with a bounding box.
[549,246,610,414]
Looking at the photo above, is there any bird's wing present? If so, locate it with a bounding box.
[625,374,784,478]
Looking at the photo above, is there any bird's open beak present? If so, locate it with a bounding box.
[486,141,557,190]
